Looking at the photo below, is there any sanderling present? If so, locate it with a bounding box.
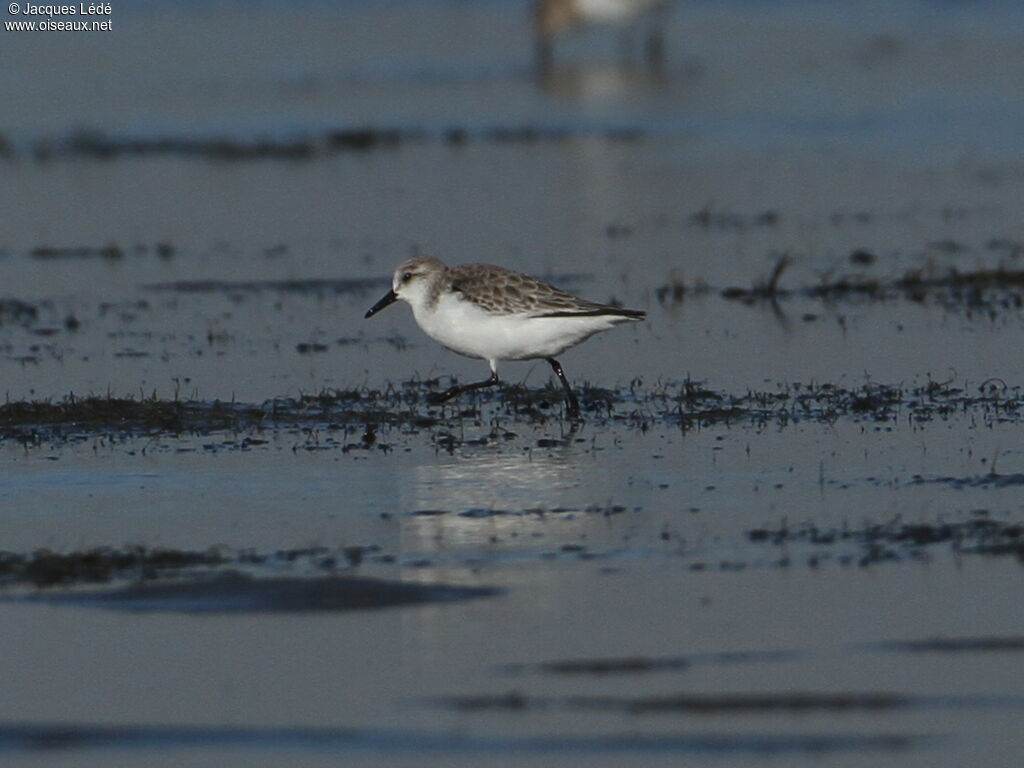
[364,256,645,418]
[533,0,671,69]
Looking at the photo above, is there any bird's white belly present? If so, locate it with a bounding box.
[413,295,619,363]
[576,0,660,24]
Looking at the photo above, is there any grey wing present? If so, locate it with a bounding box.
[448,264,588,315]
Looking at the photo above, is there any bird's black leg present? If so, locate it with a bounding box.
[619,24,638,61]
[546,357,581,419]
[429,371,500,405]
[645,29,665,67]
[535,38,554,75]
[644,6,668,69]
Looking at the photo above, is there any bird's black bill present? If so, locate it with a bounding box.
[364,289,397,319]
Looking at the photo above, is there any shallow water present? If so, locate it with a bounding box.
[2,0,1024,765]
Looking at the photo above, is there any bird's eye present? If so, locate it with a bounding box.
[401,271,413,283]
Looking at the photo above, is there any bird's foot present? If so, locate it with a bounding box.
[427,387,460,405]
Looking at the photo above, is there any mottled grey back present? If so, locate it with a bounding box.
[442,263,605,316]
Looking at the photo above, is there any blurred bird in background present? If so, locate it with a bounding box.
[533,0,673,70]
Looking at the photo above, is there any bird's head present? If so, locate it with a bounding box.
[364,256,445,318]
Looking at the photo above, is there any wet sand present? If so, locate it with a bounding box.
[2,0,1024,765]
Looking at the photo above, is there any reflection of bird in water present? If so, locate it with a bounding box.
[533,0,672,70]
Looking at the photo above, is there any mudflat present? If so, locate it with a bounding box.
[2,2,1024,765]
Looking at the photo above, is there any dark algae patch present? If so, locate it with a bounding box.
[879,636,1024,653]
[0,546,225,588]
[0,299,38,327]
[745,512,1024,567]
[3,378,1023,444]
[0,545,500,613]
[913,473,1024,490]
[443,691,910,714]
[30,244,124,260]
[537,656,691,675]
[0,551,499,615]
[0,396,193,435]
[505,649,800,677]
[0,722,919,757]
[27,124,645,162]
[0,544,403,588]
[0,545,325,588]
[612,692,909,714]
[720,259,1024,312]
[20,571,499,614]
